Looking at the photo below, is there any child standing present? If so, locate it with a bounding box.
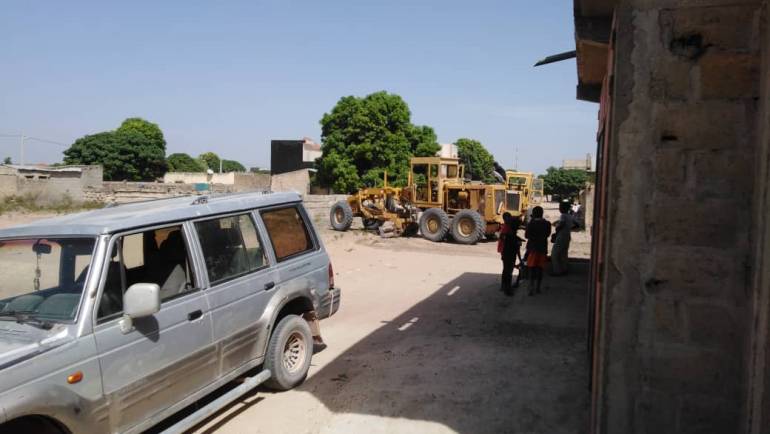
[498,212,521,296]
[524,206,552,295]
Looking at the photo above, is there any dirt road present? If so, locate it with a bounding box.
[0,206,590,433]
[194,216,590,433]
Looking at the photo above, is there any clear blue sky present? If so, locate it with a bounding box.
[0,0,597,174]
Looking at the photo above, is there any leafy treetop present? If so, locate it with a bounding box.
[539,167,589,200]
[197,152,246,173]
[315,91,440,193]
[167,153,205,172]
[454,138,497,183]
[63,118,167,181]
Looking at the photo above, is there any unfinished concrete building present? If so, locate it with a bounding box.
[568,0,770,432]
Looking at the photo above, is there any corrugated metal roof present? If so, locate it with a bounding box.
[3,164,84,173]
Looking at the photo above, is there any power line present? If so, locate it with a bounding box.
[0,132,69,165]
[25,136,68,147]
[0,133,67,147]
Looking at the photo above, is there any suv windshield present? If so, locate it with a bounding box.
[0,237,95,323]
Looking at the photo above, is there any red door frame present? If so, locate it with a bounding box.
[588,15,615,434]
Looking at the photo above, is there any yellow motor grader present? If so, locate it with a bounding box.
[330,157,522,244]
[504,170,535,219]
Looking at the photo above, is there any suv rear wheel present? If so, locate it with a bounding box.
[264,314,313,390]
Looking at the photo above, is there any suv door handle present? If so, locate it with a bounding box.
[264,282,276,291]
[187,310,203,321]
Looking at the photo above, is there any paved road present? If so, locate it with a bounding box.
[190,229,590,434]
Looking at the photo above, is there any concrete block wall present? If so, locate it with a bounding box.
[233,173,271,192]
[302,194,348,227]
[271,169,311,195]
[596,2,763,433]
[18,177,85,202]
[85,181,235,204]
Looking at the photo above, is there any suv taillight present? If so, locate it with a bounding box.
[328,263,335,288]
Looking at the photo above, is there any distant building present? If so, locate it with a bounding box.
[269,137,323,195]
[270,137,322,175]
[561,153,593,171]
[162,172,270,192]
[438,143,458,158]
[0,164,103,202]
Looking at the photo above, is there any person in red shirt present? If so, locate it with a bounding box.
[524,206,552,295]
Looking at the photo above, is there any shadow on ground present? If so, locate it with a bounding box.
[296,261,590,433]
[150,259,590,434]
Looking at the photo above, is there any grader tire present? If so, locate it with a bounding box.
[419,208,450,242]
[330,201,353,231]
[451,209,485,245]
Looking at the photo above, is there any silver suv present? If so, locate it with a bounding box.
[0,192,340,434]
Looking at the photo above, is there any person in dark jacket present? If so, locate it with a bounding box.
[525,206,552,295]
[499,212,522,296]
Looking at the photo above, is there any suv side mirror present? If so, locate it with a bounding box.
[119,283,160,334]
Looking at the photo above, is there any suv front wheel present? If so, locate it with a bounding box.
[264,314,313,390]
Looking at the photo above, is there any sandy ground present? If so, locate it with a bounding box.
[193,202,591,434]
[0,204,591,434]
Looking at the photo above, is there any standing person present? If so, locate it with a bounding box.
[551,200,576,276]
[498,213,521,296]
[525,206,551,295]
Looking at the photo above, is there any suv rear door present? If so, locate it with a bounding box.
[92,223,216,432]
[193,212,279,374]
[259,204,328,309]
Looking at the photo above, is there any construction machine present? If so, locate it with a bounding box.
[504,170,536,220]
[330,156,514,244]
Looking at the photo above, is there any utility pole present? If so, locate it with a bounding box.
[19,133,25,166]
[219,159,222,174]
[514,145,519,171]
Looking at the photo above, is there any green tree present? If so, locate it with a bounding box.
[221,159,246,172]
[454,138,496,183]
[198,152,220,171]
[3,157,11,165]
[63,118,167,181]
[63,132,121,179]
[315,91,440,193]
[540,167,589,199]
[167,153,205,172]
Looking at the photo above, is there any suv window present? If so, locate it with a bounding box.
[98,226,196,321]
[0,237,95,322]
[261,206,314,261]
[195,214,266,284]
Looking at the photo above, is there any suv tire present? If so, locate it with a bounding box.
[419,208,450,242]
[451,210,485,245]
[330,201,353,231]
[264,314,313,390]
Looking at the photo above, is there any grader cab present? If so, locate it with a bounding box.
[330,156,511,245]
[504,170,535,220]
